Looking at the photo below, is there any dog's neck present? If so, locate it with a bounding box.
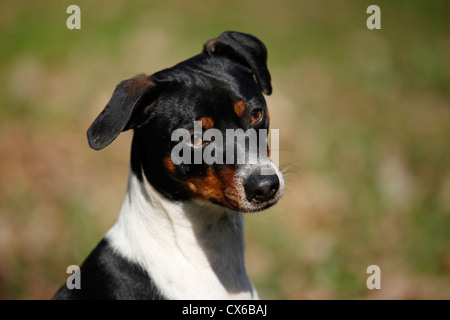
[106,168,258,299]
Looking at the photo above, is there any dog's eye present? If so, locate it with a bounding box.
[189,134,203,147]
[250,109,263,123]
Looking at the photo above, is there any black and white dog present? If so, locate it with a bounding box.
[53,31,284,300]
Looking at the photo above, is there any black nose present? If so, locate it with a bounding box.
[244,174,280,203]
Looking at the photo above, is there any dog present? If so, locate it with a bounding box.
[53,31,284,300]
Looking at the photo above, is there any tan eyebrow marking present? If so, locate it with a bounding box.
[198,116,214,129]
[234,100,246,117]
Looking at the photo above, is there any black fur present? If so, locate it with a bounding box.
[53,239,165,300]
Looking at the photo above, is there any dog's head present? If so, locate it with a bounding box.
[87,31,284,212]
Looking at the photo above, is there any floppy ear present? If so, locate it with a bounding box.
[203,31,272,95]
[87,74,158,150]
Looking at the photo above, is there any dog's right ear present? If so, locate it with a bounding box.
[87,74,158,150]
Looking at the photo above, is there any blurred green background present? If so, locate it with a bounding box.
[0,0,449,299]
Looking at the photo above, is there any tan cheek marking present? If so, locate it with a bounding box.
[267,107,271,122]
[186,167,224,201]
[234,100,246,117]
[163,156,177,175]
[219,167,237,190]
[187,181,197,193]
[219,167,245,209]
[186,167,242,209]
[198,116,214,130]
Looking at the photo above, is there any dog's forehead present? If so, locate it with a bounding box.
[152,55,267,131]
[169,55,262,99]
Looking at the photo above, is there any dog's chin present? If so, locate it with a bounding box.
[239,198,280,213]
[224,193,284,213]
[195,186,284,213]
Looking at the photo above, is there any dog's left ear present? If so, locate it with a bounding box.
[204,31,272,95]
[87,74,158,150]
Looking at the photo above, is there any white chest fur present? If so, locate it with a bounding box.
[106,170,258,299]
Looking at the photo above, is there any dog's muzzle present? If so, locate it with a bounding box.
[244,173,280,203]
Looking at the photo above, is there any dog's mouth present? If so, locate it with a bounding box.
[224,194,283,213]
